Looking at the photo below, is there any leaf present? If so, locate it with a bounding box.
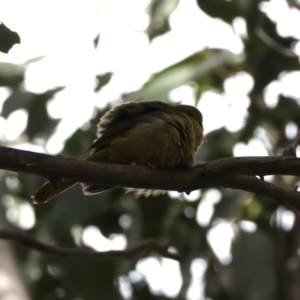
[0,22,20,53]
[0,62,24,88]
[94,32,100,48]
[2,87,64,139]
[124,50,243,102]
[146,0,179,41]
[94,72,113,92]
[196,0,261,23]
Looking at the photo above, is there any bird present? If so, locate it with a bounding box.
[31,101,205,204]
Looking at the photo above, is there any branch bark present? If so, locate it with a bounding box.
[0,228,180,261]
[219,175,300,212]
[0,145,300,209]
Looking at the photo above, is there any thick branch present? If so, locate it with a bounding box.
[0,146,300,210]
[0,146,300,190]
[0,228,180,261]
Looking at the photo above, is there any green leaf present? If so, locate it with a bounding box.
[94,72,113,92]
[146,0,179,41]
[2,87,64,139]
[125,50,243,102]
[0,22,20,53]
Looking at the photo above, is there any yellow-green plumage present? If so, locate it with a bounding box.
[31,101,205,203]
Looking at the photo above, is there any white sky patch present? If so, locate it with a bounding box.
[292,40,300,55]
[169,84,197,106]
[275,206,296,231]
[25,52,97,94]
[197,71,253,134]
[136,257,183,298]
[97,0,151,32]
[13,142,45,154]
[168,191,183,200]
[82,225,127,251]
[224,72,254,96]
[3,109,28,141]
[4,199,35,230]
[186,258,207,300]
[263,72,300,109]
[96,31,151,93]
[207,220,236,265]
[0,0,100,62]
[239,220,257,233]
[205,18,244,54]
[0,87,11,113]
[223,72,252,132]
[5,175,19,190]
[6,206,19,225]
[232,17,248,40]
[233,138,269,157]
[264,0,300,39]
[184,190,201,202]
[93,0,152,96]
[18,202,36,230]
[198,91,227,133]
[118,276,132,300]
[196,189,222,227]
[149,0,243,73]
[109,233,128,250]
[45,134,65,155]
[285,122,298,140]
[0,116,6,139]
[264,80,280,108]
[279,71,300,99]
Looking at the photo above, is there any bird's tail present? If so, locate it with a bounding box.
[31,180,77,204]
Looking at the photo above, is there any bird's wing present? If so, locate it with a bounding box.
[85,101,175,153]
[97,101,175,134]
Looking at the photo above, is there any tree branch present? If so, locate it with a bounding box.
[1,146,300,192]
[0,145,300,210]
[1,146,300,189]
[0,228,180,261]
[219,175,300,212]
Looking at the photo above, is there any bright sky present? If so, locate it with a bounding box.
[1,0,300,299]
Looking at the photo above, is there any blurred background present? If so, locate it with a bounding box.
[1,0,300,299]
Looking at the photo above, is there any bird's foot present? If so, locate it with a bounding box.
[138,162,156,170]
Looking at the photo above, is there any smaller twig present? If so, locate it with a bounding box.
[0,228,181,261]
[255,14,297,58]
[219,175,300,213]
[283,129,300,157]
[291,129,300,150]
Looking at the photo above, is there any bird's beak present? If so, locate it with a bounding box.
[204,136,207,142]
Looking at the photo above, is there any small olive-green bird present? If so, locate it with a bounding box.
[31,101,205,204]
